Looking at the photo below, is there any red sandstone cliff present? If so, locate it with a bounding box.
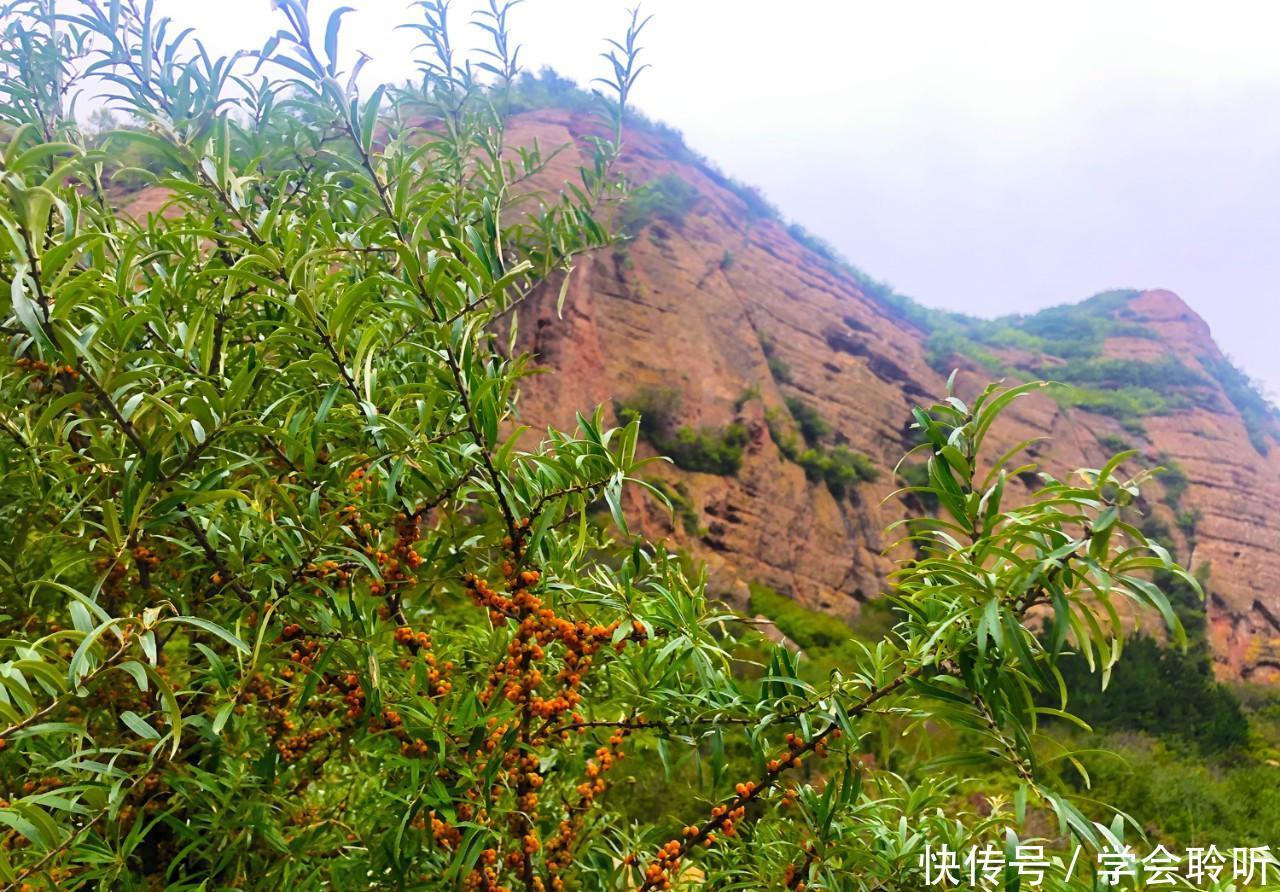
[503,109,1280,681]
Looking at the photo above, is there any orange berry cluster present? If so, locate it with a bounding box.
[242,640,365,764]
[543,727,629,882]
[391,625,453,697]
[462,845,510,892]
[637,726,844,890]
[14,357,78,378]
[434,528,637,891]
[347,467,369,495]
[302,559,352,590]
[383,625,454,756]
[782,852,815,892]
[92,538,180,609]
[365,512,424,600]
[466,571,620,725]
[281,623,322,668]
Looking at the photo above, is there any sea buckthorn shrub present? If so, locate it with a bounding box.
[0,2,1203,890]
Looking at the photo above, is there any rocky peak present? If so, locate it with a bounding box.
[1125,289,1221,360]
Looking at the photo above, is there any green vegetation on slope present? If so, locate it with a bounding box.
[618,387,749,475]
[618,173,700,234]
[747,582,896,678]
[764,398,879,498]
[1199,353,1280,454]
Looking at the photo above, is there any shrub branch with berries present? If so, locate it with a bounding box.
[0,1,1202,889]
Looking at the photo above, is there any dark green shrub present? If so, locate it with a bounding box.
[1095,432,1132,453]
[1157,454,1190,509]
[618,173,699,233]
[618,388,748,475]
[649,478,703,536]
[783,396,830,446]
[766,402,876,497]
[1051,635,1247,755]
[664,423,748,475]
[1199,353,1278,455]
[1176,507,1201,547]
[1064,733,1280,848]
[796,445,879,497]
[898,462,940,512]
[767,356,792,383]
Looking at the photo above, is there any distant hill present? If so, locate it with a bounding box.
[496,99,1280,682]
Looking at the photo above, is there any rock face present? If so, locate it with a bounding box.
[505,109,1280,682]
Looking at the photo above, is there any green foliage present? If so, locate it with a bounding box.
[1157,454,1190,510]
[733,382,761,412]
[767,401,877,497]
[795,445,879,497]
[1064,732,1280,848]
[749,582,858,652]
[1095,432,1132,454]
[618,388,748,475]
[618,172,699,234]
[0,3,1216,888]
[1041,356,1208,391]
[913,291,1235,438]
[783,396,830,446]
[1049,383,1186,432]
[1175,507,1201,547]
[1199,353,1279,454]
[1051,636,1247,755]
[924,328,1006,376]
[746,583,899,682]
[1014,289,1146,348]
[766,355,792,383]
[759,332,792,383]
[1042,550,1237,757]
[896,461,940,512]
[663,423,749,475]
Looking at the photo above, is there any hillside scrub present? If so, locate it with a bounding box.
[617,173,699,234]
[617,387,748,475]
[768,399,878,497]
[0,3,1218,889]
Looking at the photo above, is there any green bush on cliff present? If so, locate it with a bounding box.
[618,387,748,474]
[796,445,879,496]
[767,401,879,496]
[784,395,830,446]
[619,173,700,234]
[1199,353,1279,454]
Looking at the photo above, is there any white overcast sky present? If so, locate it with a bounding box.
[142,0,1280,397]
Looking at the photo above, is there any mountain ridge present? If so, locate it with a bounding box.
[500,106,1280,681]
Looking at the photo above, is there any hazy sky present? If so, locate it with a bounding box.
[149,1,1280,397]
